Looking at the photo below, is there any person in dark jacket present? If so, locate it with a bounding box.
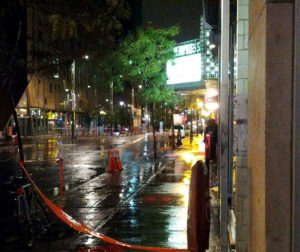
[204,119,218,168]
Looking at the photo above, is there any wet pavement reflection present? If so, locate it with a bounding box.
[0,134,207,251]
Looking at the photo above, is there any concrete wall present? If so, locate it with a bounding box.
[235,0,249,251]
[248,1,293,251]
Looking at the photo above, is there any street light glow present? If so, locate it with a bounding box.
[84,54,89,60]
[205,102,219,111]
[138,85,142,89]
[198,101,204,108]
[206,89,218,97]
[65,88,69,92]
[87,85,91,88]
[201,109,210,117]
[119,101,124,106]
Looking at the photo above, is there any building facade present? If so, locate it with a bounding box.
[11,5,103,137]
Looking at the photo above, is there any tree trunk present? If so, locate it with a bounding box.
[172,108,175,149]
[152,103,157,158]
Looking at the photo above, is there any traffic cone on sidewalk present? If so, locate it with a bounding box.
[108,150,118,173]
[115,150,123,170]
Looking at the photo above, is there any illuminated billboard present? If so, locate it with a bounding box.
[166,26,219,89]
[166,41,202,86]
[167,54,201,85]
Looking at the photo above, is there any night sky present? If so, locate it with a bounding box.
[141,0,203,43]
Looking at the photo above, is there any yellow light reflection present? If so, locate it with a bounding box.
[180,150,203,166]
[48,139,57,143]
[183,177,190,185]
[182,185,189,207]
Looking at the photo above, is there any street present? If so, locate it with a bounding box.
[0,133,207,251]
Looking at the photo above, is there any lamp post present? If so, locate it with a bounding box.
[71,55,89,139]
[131,85,135,133]
[110,81,114,135]
[71,60,76,139]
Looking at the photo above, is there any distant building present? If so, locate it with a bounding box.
[12,5,106,137]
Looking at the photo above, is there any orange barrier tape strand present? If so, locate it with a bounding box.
[19,162,188,252]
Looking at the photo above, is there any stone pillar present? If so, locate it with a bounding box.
[235,2,249,251]
[248,1,293,251]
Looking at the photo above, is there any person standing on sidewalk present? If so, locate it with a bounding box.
[177,130,182,146]
[204,119,218,168]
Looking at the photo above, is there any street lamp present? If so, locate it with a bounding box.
[119,101,124,106]
[71,60,76,139]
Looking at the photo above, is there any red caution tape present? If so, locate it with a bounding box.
[19,162,188,252]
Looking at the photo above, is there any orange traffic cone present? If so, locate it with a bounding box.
[115,150,123,170]
[108,150,118,172]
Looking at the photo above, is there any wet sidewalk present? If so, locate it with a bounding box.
[0,134,219,251]
[36,136,201,251]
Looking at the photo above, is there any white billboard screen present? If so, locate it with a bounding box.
[166,53,202,85]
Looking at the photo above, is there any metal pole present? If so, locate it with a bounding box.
[131,85,134,133]
[228,23,235,203]
[110,81,114,135]
[220,0,230,250]
[293,1,300,251]
[71,60,76,139]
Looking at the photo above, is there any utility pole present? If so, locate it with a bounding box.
[71,60,76,139]
[110,81,113,135]
[220,0,230,251]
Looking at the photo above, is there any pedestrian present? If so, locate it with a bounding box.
[177,130,182,146]
[189,129,193,144]
[204,119,218,168]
